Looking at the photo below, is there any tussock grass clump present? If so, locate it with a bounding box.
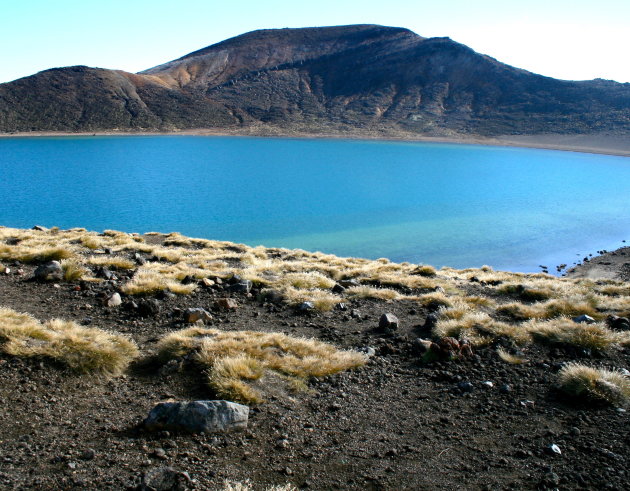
[497,283,554,302]
[0,308,138,375]
[60,259,88,281]
[558,363,630,406]
[121,268,197,296]
[157,328,367,404]
[412,265,437,277]
[0,244,74,263]
[345,285,401,301]
[88,255,136,270]
[525,318,624,351]
[417,292,452,311]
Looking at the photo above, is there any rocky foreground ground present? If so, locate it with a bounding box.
[0,227,628,490]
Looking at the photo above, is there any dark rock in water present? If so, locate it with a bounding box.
[144,400,249,434]
[183,308,212,324]
[230,280,252,293]
[137,298,161,317]
[139,466,191,491]
[379,313,399,330]
[33,261,63,281]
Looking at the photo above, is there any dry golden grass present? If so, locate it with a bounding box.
[157,328,367,404]
[121,268,197,296]
[60,259,89,281]
[0,307,138,375]
[558,363,630,406]
[1,227,629,347]
[87,255,136,270]
[497,348,528,364]
[416,292,452,310]
[345,285,401,301]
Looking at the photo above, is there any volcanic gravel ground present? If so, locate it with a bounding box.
[0,260,628,490]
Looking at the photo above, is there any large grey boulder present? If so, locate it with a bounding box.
[33,261,63,281]
[144,400,249,433]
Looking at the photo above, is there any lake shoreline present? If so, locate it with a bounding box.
[2,128,630,158]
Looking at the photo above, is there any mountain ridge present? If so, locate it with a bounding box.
[1,24,629,137]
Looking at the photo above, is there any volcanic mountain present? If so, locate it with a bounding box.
[1,24,629,137]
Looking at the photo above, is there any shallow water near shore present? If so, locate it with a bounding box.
[1,135,629,272]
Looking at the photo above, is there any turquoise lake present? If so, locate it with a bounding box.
[1,136,629,272]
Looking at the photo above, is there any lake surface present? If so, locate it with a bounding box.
[1,136,629,272]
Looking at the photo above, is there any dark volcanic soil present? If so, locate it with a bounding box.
[0,256,629,490]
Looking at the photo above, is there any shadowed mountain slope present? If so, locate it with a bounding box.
[1,24,629,136]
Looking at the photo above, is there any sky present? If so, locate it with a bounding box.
[1,0,629,84]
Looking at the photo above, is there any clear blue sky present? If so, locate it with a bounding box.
[2,0,629,84]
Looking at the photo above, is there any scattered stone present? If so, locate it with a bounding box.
[230,280,253,293]
[33,261,63,281]
[183,308,212,324]
[482,381,494,388]
[134,253,147,265]
[201,278,215,287]
[298,301,315,312]
[335,302,347,311]
[31,225,47,231]
[547,443,562,455]
[499,384,512,394]
[607,315,630,331]
[412,338,433,354]
[260,289,284,304]
[139,466,191,491]
[457,381,474,393]
[2,267,10,275]
[573,314,595,324]
[144,400,249,433]
[379,313,399,330]
[137,298,161,317]
[80,448,96,461]
[423,313,438,330]
[96,267,115,280]
[153,448,167,460]
[350,309,362,319]
[360,347,376,357]
[106,293,122,307]
[332,283,346,294]
[215,298,238,311]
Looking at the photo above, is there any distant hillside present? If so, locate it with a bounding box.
[1,24,630,137]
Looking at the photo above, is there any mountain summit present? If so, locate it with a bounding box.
[1,24,629,136]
